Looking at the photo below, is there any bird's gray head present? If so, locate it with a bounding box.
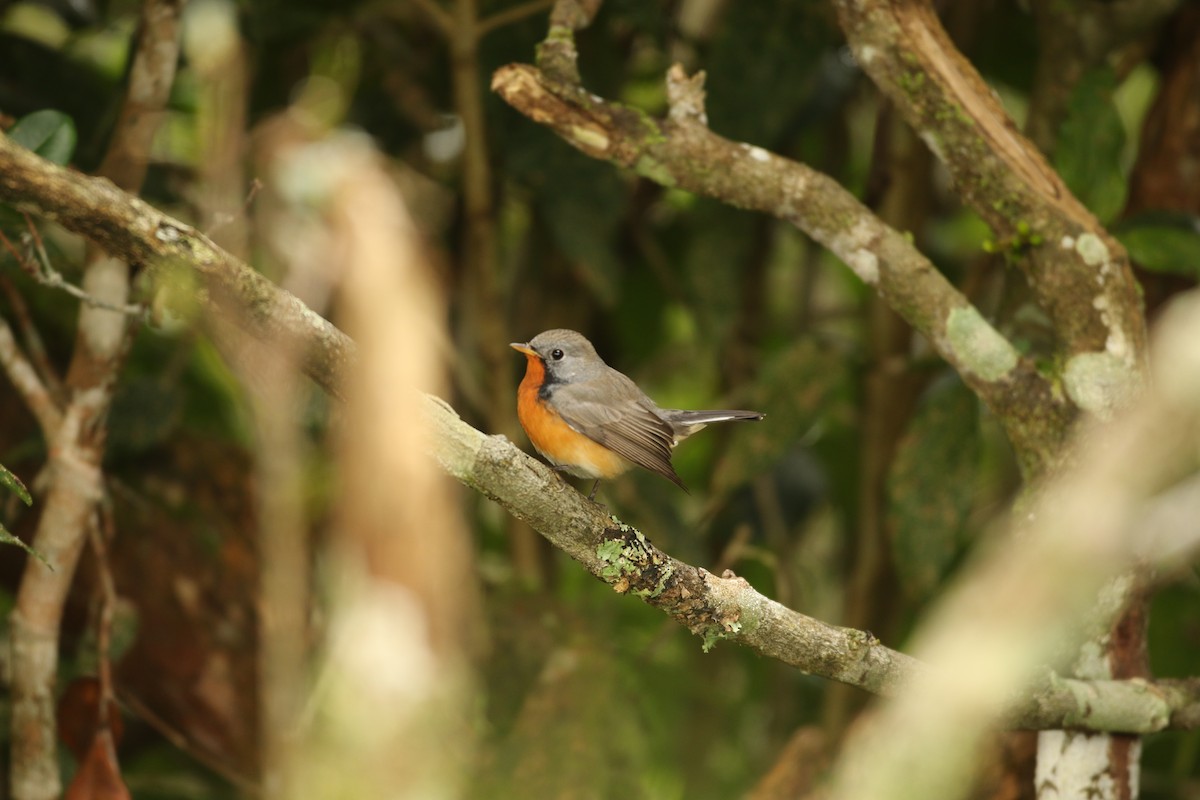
[511,329,607,384]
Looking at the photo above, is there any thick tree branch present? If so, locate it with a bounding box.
[426,395,922,696]
[1010,676,1200,734]
[832,0,1147,407]
[0,133,354,395]
[0,127,1196,735]
[490,61,1071,477]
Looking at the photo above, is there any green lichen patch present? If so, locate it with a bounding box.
[1074,232,1110,268]
[1062,351,1137,417]
[945,306,1018,381]
[700,619,742,653]
[595,527,675,598]
[632,155,677,188]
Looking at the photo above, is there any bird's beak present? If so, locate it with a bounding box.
[510,342,537,357]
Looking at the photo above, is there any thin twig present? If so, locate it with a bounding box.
[1,227,146,319]
[477,0,554,37]
[0,274,65,403]
[206,178,263,238]
[117,692,262,795]
[87,504,117,734]
[0,312,62,435]
[409,0,454,36]
[22,218,147,319]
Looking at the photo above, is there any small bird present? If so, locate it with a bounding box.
[510,329,764,499]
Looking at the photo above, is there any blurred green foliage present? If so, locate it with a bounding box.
[1,0,1198,798]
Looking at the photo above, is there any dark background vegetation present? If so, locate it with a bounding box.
[1,0,1199,797]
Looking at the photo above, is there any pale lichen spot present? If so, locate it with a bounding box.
[1106,325,1130,363]
[1036,731,1122,798]
[1074,232,1110,267]
[570,125,609,152]
[945,306,1018,381]
[1060,235,1075,250]
[856,45,877,66]
[1062,351,1137,418]
[746,145,770,163]
[830,219,880,285]
[845,250,879,284]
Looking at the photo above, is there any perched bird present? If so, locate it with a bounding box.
[510,329,764,499]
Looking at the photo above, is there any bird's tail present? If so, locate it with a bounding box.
[664,409,764,442]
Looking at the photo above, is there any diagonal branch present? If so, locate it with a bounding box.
[0,132,354,396]
[490,61,1072,477]
[832,0,1146,395]
[0,315,61,435]
[0,127,1196,734]
[477,0,555,38]
[0,276,64,408]
[407,0,454,37]
[427,395,923,695]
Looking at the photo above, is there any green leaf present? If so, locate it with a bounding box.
[887,377,981,601]
[0,523,52,569]
[1054,67,1127,225]
[0,463,32,506]
[9,109,78,165]
[0,464,46,564]
[1113,213,1200,279]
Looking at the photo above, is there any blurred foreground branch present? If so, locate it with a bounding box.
[0,126,1197,737]
[0,132,354,396]
[823,288,1200,799]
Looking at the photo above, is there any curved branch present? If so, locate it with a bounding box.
[490,61,1072,477]
[832,0,1146,393]
[0,133,354,396]
[0,128,1196,734]
[426,395,922,695]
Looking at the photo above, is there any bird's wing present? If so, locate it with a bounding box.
[553,373,685,490]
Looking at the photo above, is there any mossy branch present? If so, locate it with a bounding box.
[489,61,1072,477]
[0,125,1195,734]
[832,0,1146,380]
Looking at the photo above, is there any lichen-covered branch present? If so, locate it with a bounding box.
[0,132,354,395]
[832,0,1146,401]
[1010,676,1200,734]
[823,291,1200,800]
[490,61,1072,476]
[426,391,1200,734]
[426,395,922,696]
[1,117,1194,735]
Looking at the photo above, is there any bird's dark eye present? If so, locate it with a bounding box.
[550,348,564,361]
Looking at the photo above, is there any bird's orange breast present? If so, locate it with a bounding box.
[516,356,630,480]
